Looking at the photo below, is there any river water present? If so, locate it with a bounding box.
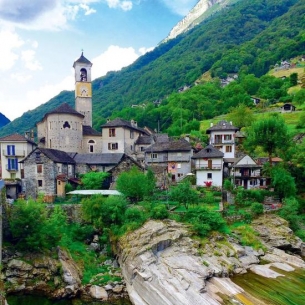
[7,268,305,305]
[6,295,132,305]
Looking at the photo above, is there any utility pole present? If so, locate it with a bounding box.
[0,180,5,305]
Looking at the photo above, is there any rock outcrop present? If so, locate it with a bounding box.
[117,216,305,305]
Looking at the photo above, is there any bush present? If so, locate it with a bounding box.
[150,204,169,220]
[251,202,264,217]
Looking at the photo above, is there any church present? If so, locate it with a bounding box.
[36,53,102,154]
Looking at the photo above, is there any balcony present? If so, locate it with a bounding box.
[3,149,25,157]
[6,165,18,172]
[195,165,222,170]
[211,140,235,145]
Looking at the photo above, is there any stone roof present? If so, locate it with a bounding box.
[154,134,169,143]
[146,138,192,153]
[0,133,37,146]
[135,135,153,145]
[39,148,76,163]
[73,153,124,165]
[73,52,92,67]
[192,145,224,159]
[39,103,84,123]
[206,120,239,134]
[21,148,76,164]
[101,118,149,135]
[82,125,101,136]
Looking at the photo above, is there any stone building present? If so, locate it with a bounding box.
[21,147,76,200]
[36,53,102,154]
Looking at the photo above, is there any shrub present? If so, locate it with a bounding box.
[251,202,264,217]
[150,204,169,220]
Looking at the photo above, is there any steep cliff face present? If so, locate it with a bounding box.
[117,216,305,305]
[163,0,242,42]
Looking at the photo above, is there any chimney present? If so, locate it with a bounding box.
[107,118,110,123]
[24,131,29,139]
[184,134,190,142]
[134,120,137,127]
[30,129,35,141]
[210,122,213,127]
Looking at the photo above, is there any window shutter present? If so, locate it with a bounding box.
[12,145,15,155]
[15,158,18,170]
[7,145,10,155]
[8,159,11,170]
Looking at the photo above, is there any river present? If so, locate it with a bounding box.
[6,268,305,305]
[6,295,132,305]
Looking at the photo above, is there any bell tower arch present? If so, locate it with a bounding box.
[73,52,93,127]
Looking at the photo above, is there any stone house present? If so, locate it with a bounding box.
[0,133,37,199]
[192,145,224,188]
[145,138,192,186]
[206,120,239,158]
[21,147,76,200]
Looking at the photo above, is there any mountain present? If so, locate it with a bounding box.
[0,113,10,129]
[163,0,242,42]
[0,0,303,137]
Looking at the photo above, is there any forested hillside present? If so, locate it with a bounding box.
[0,0,304,137]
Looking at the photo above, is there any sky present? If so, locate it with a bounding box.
[0,0,198,121]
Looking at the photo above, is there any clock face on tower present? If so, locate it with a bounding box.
[76,82,92,97]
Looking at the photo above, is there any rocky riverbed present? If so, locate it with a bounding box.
[3,214,305,305]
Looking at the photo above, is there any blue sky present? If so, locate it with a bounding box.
[0,0,198,121]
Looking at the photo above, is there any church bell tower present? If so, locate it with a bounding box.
[73,52,93,127]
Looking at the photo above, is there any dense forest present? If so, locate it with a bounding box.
[0,0,304,137]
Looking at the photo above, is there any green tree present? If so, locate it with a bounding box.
[227,104,255,128]
[9,199,47,251]
[169,181,199,209]
[116,166,154,202]
[80,172,110,190]
[290,73,298,86]
[292,88,305,105]
[271,167,296,200]
[245,115,290,164]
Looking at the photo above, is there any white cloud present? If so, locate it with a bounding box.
[139,46,154,55]
[80,3,97,15]
[0,29,24,71]
[92,45,140,79]
[105,0,133,11]
[160,0,197,16]
[21,50,42,71]
[10,72,32,83]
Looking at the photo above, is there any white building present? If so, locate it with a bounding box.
[206,120,239,158]
[192,145,224,188]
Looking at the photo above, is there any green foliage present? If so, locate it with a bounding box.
[278,197,301,231]
[245,114,290,163]
[169,181,199,209]
[271,167,296,200]
[9,199,47,251]
[223,179,234,192]
[227,104,255,128]
[80,172,110,190]
[184,207,227,237]
[150,204,169,220]
[250,202,264,217]
[64,182,74,193]
[116,166,155,202]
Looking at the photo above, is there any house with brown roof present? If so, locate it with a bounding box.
[192,145,224,188]
[0,133,37,199]
[145,138,192,186]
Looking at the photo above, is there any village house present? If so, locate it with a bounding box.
[0,133,37,199]
[206,120,239,158]
[20,147,76,200]
[192,144,224,188]
[145,137,193,187]
[280,103,296,113]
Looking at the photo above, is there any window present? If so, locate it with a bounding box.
[58,181,61,186]
[38,180,43,187]
[7,145,15,156]
[109,128,116,137]
[68,165,73,175]
[226,146,232,153]
[224,135,232,141]
[177,163,181,169]
[151,153,158,159]
[37,164,43,173]
[10,173,16,179]
[63,121,71,129]
[208,159,212,169]
[140,146,145,152]
[57,164,62,173]
[88,140,95,153]
[130,130,134,139]
[108,143,118,150]
[7,158,18,170]
[207,173,212,179]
